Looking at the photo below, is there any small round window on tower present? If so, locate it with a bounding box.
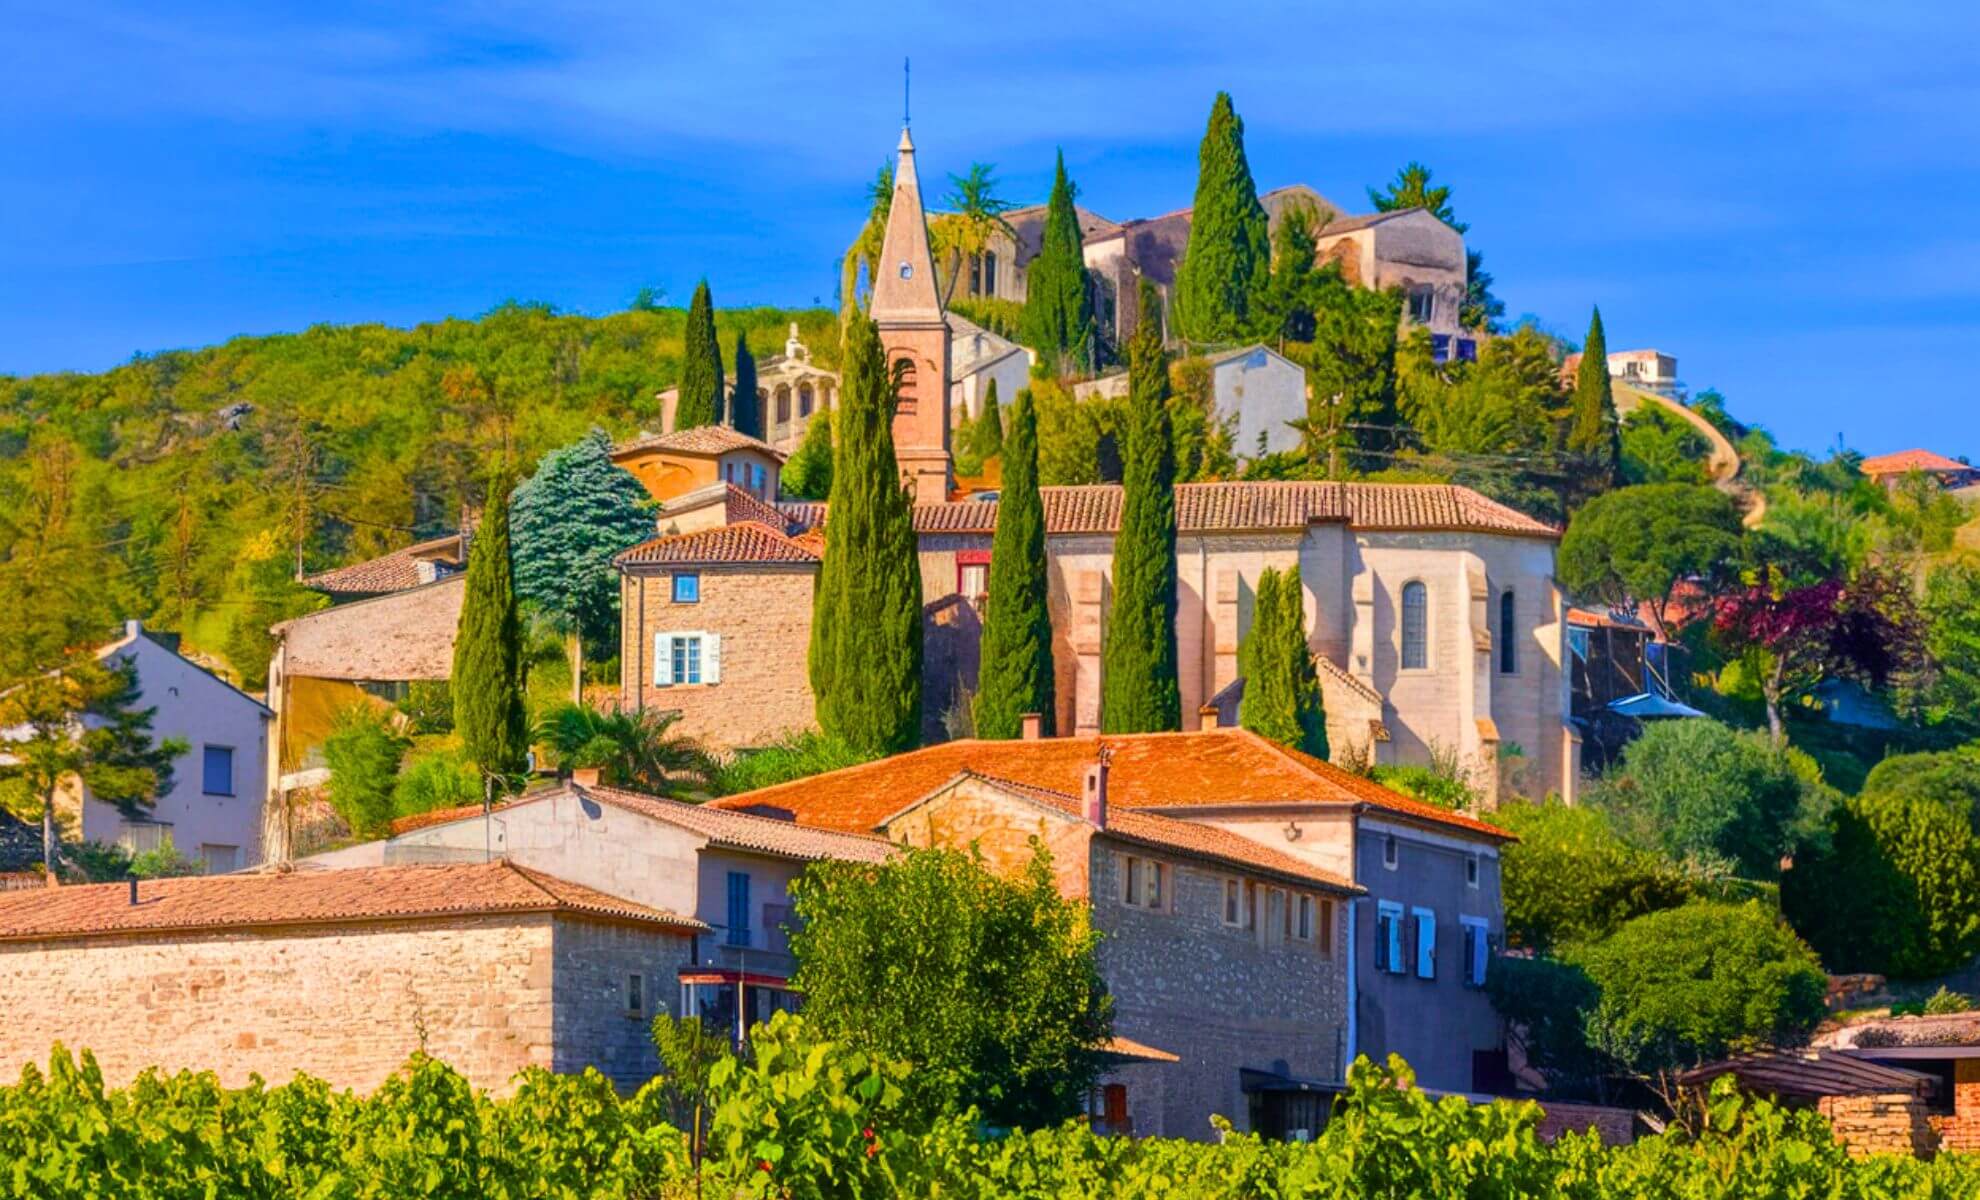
[898,261,913,279]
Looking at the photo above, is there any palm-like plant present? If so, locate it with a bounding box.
[934,162,1017,305]
[535,703,715,798]
[840,162,895,326]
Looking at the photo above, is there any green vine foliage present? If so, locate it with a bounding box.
[4,1037,1979,1197]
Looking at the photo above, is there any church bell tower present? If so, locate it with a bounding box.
[868,125,953,504]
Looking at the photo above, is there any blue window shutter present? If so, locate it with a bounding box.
[726,872,750,946]
[201,746,234,796]
[1414,909,1436,979]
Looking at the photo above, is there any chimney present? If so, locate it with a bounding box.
[1082,758,1109,829]
[1020,713,1042,741]
[1198,704,1220,731]
[571,767,602,788]
[128,878,138,906]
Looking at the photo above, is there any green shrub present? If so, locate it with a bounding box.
[392,747,482,817]
[1925,987,1973,1016]
[712,730,876,795]
[1490,800,1692,952]
[322,706,409,838]
[394,680,454,735]
[128,836,201,879]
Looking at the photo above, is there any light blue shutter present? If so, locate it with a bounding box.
[1414,908,1436,979]
[653,634,674,686]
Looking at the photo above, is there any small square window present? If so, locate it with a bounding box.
[673,573,700,604]
[202,745,235,797]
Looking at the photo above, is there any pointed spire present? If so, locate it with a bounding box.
[870,126,944,327]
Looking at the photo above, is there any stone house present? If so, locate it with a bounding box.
[3,620,273,873]
[1311,208,1472,360]
[309,779,893,1048]
[611,425,785,507]
[1858,449,1980,492]
[713,726,1513,1132]
[659,481,1574,801]
[0,859,706,1093]
[1816,1011,1980,1154]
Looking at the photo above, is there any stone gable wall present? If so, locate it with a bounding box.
[551,918,697,1090]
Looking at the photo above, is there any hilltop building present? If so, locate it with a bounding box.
[1859,449,1979,491]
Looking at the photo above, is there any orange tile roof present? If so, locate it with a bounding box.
[789,482,1555,540]
[712,728,1511,843]
[1859,449,1970,476]
[959,771,1358,893]
[616,521,821,567]
[614,425,786,461]
[301,533,464,596]
[0,861,706,943]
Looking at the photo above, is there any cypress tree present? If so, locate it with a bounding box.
[1172,92,1270,343]
[973,387,1054,739]
[1101,281,1181,733]
[808,315,923,754]
[1567,306,1620,476]
[676,280,724,430]
[1281,565,1328,760]
[452,464,529,792]
[972,378,1005,463]
[1019,150,1095,372]
[730,332,761,437]
[1238,568,1292,743]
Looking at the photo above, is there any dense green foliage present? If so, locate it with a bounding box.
[729,332,761,439]
[807,316,922,755]
[972,388,1055,740]
[1237,567,1326,757]
[1101,289,1181,733]
[1912,559,1980,732]
[1172,92,1270,342]
[1620,405,1712,485]
[675,280,724,430]
[509,430,654,650]
[1559,483,1743,639]
[320,707,410,838]
[390,746,481,817]
[1284,272,1403,476]
[534,703,713,796]
[788,844,1112,1127]
[1018,152,1095,372]
[955,378,1004,476]
[1489,801,1693,953]
[6,1039,1978,1198]
[780,406,833,500]
[1783,750,1980,977]
[451,465,529,789]
[1167,356,1238,481]
[1566,307,1620,480]
[709,729,877,795]
[1587,718,1830,879]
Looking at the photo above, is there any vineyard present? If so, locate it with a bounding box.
[4,1014,1979,1199]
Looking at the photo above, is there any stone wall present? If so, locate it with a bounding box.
[619,565,818,751]
[1823,1092,1937,1158]
[551,918,697,1091]
[0,915,558,1093]
[1929,1059,1980,1153]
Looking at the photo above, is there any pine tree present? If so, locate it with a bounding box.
[781,408,833,500]
[808,316,923,754]
[675,280,724,430]
[730,333,761,437]
[1567,306,1620,477]
[973,387,1054,739]
[1019,150,1095,372]
[1101,282,1181,733]
[452,464,529,792]
[1172,92,1270,344]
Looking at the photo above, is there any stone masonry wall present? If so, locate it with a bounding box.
[0,915,558,1094]
[551,918,697,1091]
[1929,1059,1980,1153]
[620,565,818,752]
[1090,842,1349,1140]
[1824,1092,1936,1158]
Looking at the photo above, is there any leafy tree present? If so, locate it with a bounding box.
[1620,406,1711,485]
[321,706,409,838]
[675,280,724,430]
[1566,307,1621,484]
[973,388,1054,740]
[788,843,1112,1127]
[967,378,1005,465]
[1167,357,1237,482]
[395,680,454,735]
[1485,955,1607,1094]
[1172,92,1270,343]
[391,747,482,817]
[128,835,202,879]
[0,435,124,684]
[780,408,833,500]
[808,316,922,755]
[840,162,894,323]
[1712,564,1920,743]
[1101,285,1180,733]
[511,431,654,681]
[1016,153,1094,373]
[729,333,762,439]
[535,703,713,796]
[1587,718,1829,879]
[452,465,529,793]
[1911,560,1980,730]
[1237,567,1325,757]
[933,162,1018,308]
[222,528,327,689]
[1288,273,1402,475]
[1033,378,1120,486]
[0,657,185,874]
[1558,483,1743,641]
[1571,903,1828,1083]
[1489,800,1692,952]
[647,1011,737,1135]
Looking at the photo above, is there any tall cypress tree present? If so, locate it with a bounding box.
[1281,566,1328,760]
[1101,282,1181,733]
[1172,92,1270,344]
[972,378,1005,463]
[730,332,761,437]
[808,315,923,754]
[1567,306,1620,479]
[973,387,1054,739]
[676,280,724,430]
[452,465,529,793]
[1019,150,1094,372]
[1238,568,1291,742]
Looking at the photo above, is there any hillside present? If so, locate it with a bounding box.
[0,302,839,682]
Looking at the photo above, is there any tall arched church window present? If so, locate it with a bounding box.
[775,386,791,424]
[1401,581,1428,670]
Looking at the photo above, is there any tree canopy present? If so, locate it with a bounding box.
[1017,152,1094,372]
[675,280,725,430]
[1558,483,1743,640]
[1489,800,1692,954]
[510,430,654,650]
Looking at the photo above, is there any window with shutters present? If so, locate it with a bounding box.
[1400,581,1428,670]
[673,636,701,685]
[1376,901,1405,973]
[1460,916,1491,988]
[653,632,720,687]
[1412,907,1437,979]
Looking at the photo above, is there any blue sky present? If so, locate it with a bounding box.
[2,1,1975,455]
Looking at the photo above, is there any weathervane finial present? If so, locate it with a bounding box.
[903,57,911,128]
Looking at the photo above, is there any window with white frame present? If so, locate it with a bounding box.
[1120,855,1166,910]
[1222,878,1243,927]
[1400,581,1428,669]
[653,632,721,686]
[1375,901,1405,973]
[1460,916,1491,988]
[1412,907,1437,979]
[119,820,171,855]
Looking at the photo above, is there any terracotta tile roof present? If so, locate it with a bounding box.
[1100,1035,1181,1064]
[614,425,786,462]
[1678,1051,1933,1100]
[616,521,821,567]
[960,771,1358,894]
[779,501,827,532]
[0,860,706,943]
[302,533,464,596]
[712,728,1511,843]
[272,574,463,681]
[1859,449,1970,476]
[653,481,794,533]
[821,482,1552,539]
